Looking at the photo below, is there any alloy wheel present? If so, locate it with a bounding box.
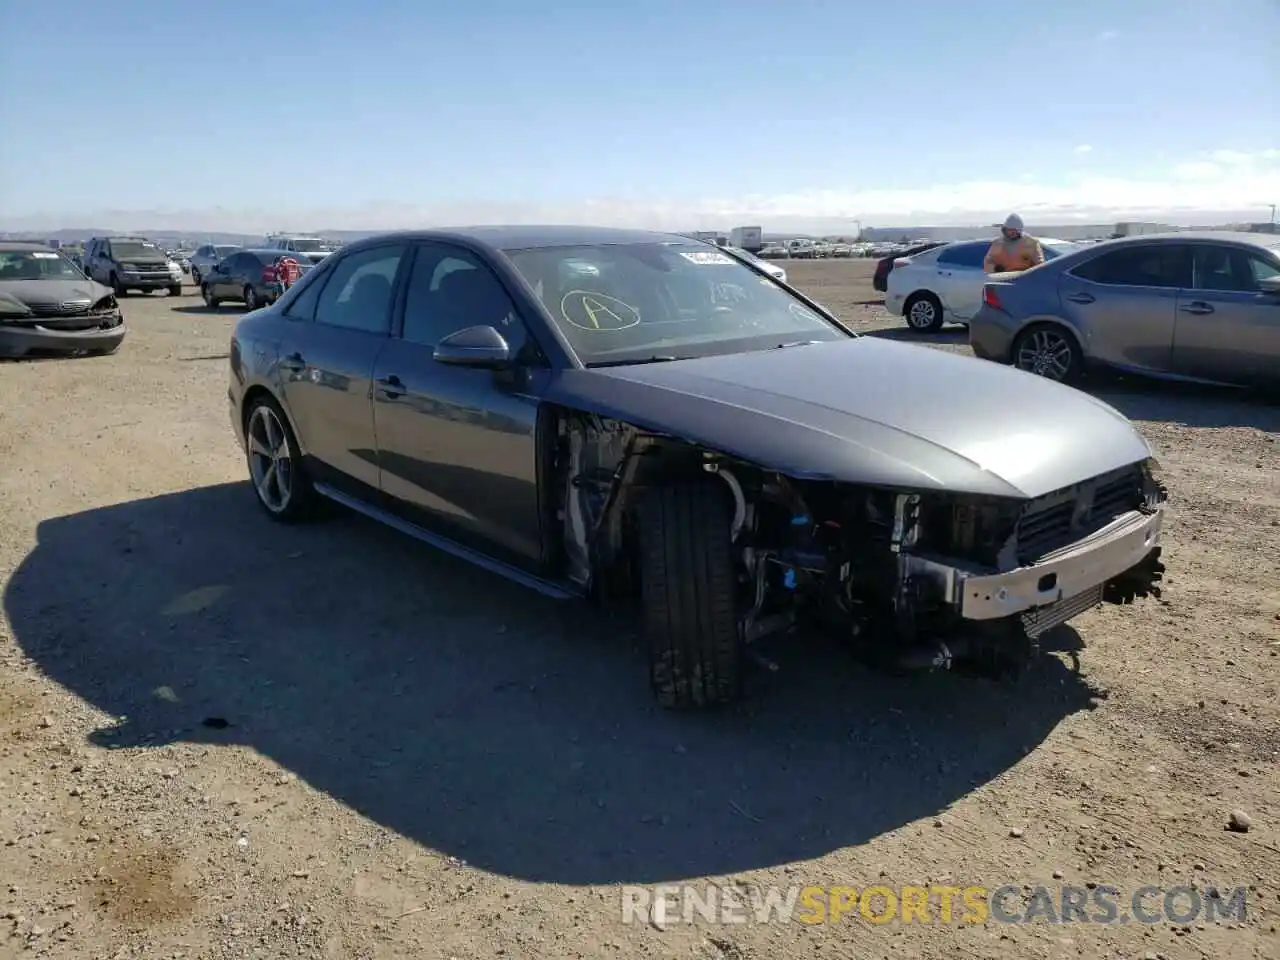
[1015,329,1074,381]
[247,405,292,514]
[907,299,937,329]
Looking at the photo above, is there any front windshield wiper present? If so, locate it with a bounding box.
[586,355,683,368]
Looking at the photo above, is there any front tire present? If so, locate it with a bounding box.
[191,268,202,286]
[110,273,127,297]
[243,285,258,310]
[904,292,944,332]
[243,395,318,523]
[637,482,743,709]
[1012,323,1083,383]
[168,284,182,297]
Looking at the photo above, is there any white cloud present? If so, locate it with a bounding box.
[1073,144,1093,155]
[8,150,1279,234]
[1097,29,1118,42]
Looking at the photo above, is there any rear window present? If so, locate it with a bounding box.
[214,245,240,258]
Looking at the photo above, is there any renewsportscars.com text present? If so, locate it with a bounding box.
[621,883,1248,927]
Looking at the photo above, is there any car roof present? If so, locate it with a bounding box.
[239,248,292,257]
[1091,230,1280,249]
[343,225,692,252]
[0,241,57,252]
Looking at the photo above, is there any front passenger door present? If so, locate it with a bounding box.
[1173,244,1280,386]
[276,243,408,493]
[372,243,545,565]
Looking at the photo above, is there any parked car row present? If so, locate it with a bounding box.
[881,230,1280,389]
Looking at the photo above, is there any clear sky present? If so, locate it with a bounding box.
[1,0,1277,231]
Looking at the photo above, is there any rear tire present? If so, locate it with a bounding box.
[243,394,318,524]
[637,482,743,709]
[243,285,258,310]
[1012,323,1083,384]
[904,292,944,332]
[191,268,202,286]
[202,284,220,308]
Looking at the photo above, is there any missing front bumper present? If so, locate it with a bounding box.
[904,507,1164,624]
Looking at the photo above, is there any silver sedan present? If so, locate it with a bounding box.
[969,232,1280,387]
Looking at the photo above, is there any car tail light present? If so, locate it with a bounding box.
[262,264,279,283]
[893,258,911,269]
[982,285,1003,309]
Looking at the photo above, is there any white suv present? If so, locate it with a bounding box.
[270,237,337,264]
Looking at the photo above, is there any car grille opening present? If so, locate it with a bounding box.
[1015,466,1145,564]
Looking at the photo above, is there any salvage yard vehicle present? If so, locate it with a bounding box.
[83,235,183,297]
[228,226,1167,708]
[0,241,126,357]
[202,249,314,310]
[970,232,1280,387]
[190,244,242,286]
[887,237,1079,333]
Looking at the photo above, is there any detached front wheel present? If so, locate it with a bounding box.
[637,482,743,708]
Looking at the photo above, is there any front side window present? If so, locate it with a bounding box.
[400,245,529,356]
[0,249,85,280]
[1192,245,1280,293]
[312,244,406,334]
[1071,245,1191,288]
[503,240,849,366]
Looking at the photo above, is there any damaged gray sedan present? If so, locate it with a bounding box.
[227,226,1167,708]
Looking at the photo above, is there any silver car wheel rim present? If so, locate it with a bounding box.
[247,406,291,513]
[203,286,213,306]
[908,300,936,328]
[1017,330,1073,380]
[245,287,256,309]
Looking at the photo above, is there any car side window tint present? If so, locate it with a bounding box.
[401,245,530,356]
[937,243,986,267]
[312,244,406,335]
[282,264,330,321]
[1192,246,1280,293]
[1072,246,1189,288]
[1250,253,1280,286]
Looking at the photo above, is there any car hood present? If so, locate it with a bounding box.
[0,278,113,307]
[544,338,1154,499]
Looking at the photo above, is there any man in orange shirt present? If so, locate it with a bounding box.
[983,213,1044,273]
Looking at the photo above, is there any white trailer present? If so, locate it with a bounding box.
[730,226,763,253]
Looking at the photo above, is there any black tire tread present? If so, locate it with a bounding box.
[638,482,742,708]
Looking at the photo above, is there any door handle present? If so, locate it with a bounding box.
[375,374,406,398]
[279,352,306,372]
[1065,292,1095,304]
[1179,302,1214,315]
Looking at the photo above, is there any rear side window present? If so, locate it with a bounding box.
[312,244,406,335]
[282,261,334,321]
[936,243,987,267]
[1071,245,1191,288]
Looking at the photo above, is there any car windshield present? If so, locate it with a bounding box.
[291,239,328,251]
[1044,241,1081,260]
[214,245,240,258]
[0,250,85,280]
[110,240,161,258]
[504,241,849,365]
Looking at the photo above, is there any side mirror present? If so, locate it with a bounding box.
[433,325,512,368]
[1259,276,1280,297]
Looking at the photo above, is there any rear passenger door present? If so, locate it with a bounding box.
[1058,243,1190,374]
[277,243,408,493]
[1172,244,1280,385]
[933,242,989,320]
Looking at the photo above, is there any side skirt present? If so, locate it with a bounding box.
[312,482,583,601]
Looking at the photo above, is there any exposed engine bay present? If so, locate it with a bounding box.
[556,413,1167,674]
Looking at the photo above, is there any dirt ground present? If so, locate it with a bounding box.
[1,259,1277,960]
